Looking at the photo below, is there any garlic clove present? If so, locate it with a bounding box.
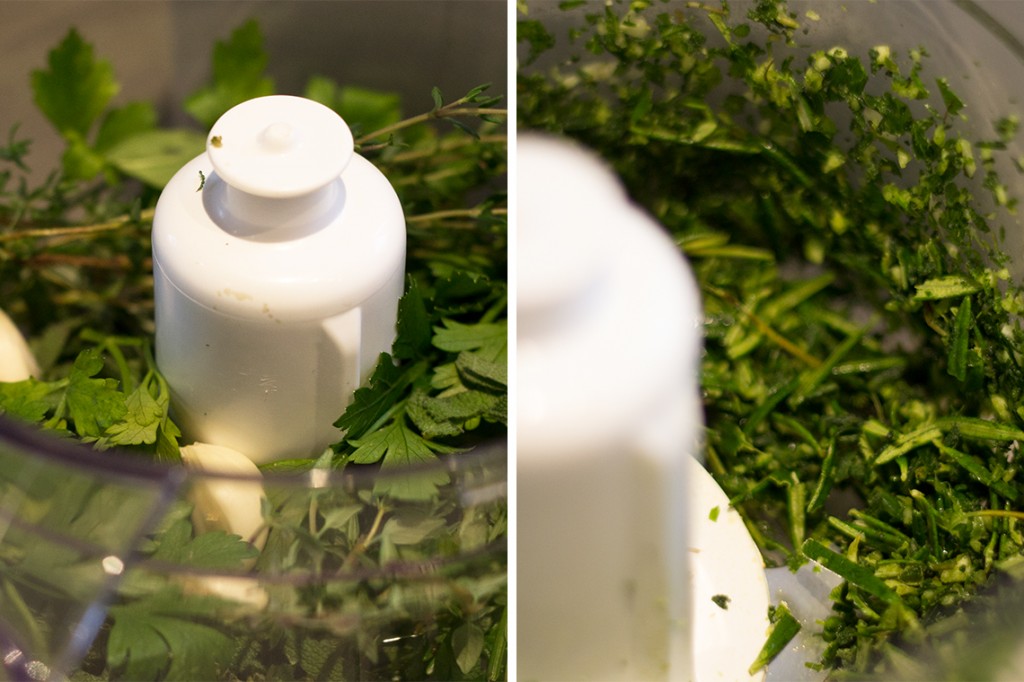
[0,308,40,382]
[180,442,268,552]
[181,574,270,611]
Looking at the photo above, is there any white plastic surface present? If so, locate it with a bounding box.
[207,95,354,199]
[517,134,710,681]
[153,96,405,463]
[689,455,772,682]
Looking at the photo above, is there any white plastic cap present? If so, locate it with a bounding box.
[517,133,704,458]
[207,95,355,198]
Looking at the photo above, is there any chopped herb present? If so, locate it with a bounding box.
[712,594,731,610]
[521,0,1024,675]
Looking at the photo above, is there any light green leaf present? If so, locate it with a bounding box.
[185,19,275,127]
[66,348,126,439]
[94,101,157,152]
[348,419,455,500]
[433,319,507,362]
[453,622,486,674]
[103,382,163,446]
[31,28,119,137]
[106,129,207,188]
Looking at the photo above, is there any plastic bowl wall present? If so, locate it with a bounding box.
[0,415,507,680]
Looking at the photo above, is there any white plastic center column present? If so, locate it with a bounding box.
[152,96,406,463]
[517,134,704,681]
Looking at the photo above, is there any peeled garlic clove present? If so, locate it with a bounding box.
[0,308,40,382]
[180,442,268,552]
[182,574,269,611]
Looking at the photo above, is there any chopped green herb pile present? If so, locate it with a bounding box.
[1,18,506,682]
[521,0,1024,676]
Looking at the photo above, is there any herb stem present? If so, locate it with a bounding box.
[704,284,823,367]
[356,106,507,146]
[407,207,507,226]
[0,208,154,244]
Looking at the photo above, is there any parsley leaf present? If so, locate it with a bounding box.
[65,347,126,439]
[432,319,507,363]
[348,418,456,500]
[185,19,275,127]
[31,28,118,138]
[151,517,259,569]
[107,589,235,681]
[333,355,427,441]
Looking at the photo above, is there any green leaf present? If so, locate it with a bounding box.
[802,538,902,605]
[333,355,426,440]
[393,278,432,361]
[748,602,801,674]
[94,102,157,152]
[912,275,981,301]
[407,387,504,438]
[184,19,275,127]
[108,589,235,680]
[60,132,106,181]
[0,378,61,423]
[453,622,486,674]
[151,518,259,569]
[348,419,455,500]
[102,382,163,446]
[105,129,207,187]
[947,296,972,382]
[66,347,126,439]
[337,85,402,135]
[433,319,507,362]
[31,28,119,137]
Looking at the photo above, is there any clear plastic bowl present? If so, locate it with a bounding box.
[0,415,506,680]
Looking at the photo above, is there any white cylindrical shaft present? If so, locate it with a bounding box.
[153,96,405,463]
[517,134,704,681]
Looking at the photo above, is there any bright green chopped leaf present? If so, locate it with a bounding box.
[31,28,118,137]
[749,602,801,674]
[802,539,902,605]
[947,296,972,381]
[912,275,981,301]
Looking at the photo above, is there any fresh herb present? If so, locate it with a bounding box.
[2,17,505,682]
[520,0,1024,675]
[749,601,801,675]
[712,594,731,610]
